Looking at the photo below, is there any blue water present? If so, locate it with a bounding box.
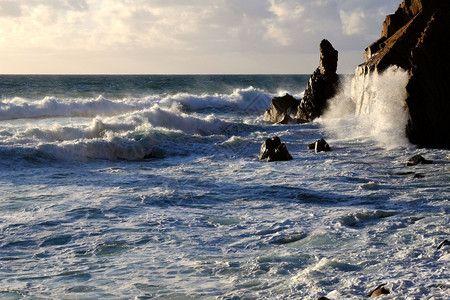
[0,75,449,299]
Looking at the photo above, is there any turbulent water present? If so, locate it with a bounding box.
[0,75,448,299]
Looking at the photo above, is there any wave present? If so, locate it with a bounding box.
[0,84,287,162]
[321,66,410,149]
[159,86,273,113]
[0,87,275,121]
[0,95,157,121]
[0,103,258,161]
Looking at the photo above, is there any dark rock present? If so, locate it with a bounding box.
[405,154,433,166]
[308,138,331,153]
[316,297,330,300]
[405,10,450,148]
[258,136,293,162]
[276,114,294,125]
[259,136,281,160]
[351,0,450,149]
[264,93,300,124]
[296,39,342,122]
[368,284,390,298]
[437,239,450,250]
[143,153,156,159]
[413,173,426,179]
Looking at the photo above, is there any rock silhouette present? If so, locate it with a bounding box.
[258,136,293,162]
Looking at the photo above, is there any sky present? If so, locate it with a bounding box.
[0,0,400,74]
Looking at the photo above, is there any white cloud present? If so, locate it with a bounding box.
[269,0,305,19]
[0,0,403,73]
[339,9,366,35]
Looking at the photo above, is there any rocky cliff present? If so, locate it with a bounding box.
[351,0,450,148]
[296,39,342,122]
[264,39,341,125]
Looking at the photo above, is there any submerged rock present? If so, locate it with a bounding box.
[437,239,450,250]
[405,154,432,166]
[264,94,300,124]
[351,0,450,149]
[308,138,331,153]
[368,283,390,298]
[296,39,342,122]
[258,136,293,162]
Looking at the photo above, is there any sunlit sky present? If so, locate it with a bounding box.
[0,0,400,74]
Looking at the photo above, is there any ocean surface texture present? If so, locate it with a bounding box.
[0,75,449,299]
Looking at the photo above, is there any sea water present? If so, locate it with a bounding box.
[0,75,448,299]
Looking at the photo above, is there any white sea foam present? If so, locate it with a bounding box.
[0,88,271,123]
[1,104,245,160]
[143,105,229,136]
[0,95,155,121]
[1,75,448,299]
[160,87,272,112]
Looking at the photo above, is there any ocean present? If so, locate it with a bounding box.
[0,75,448,299]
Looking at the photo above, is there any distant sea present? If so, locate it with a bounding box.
[0,75,448,299]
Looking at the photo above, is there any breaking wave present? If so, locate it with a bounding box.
[0,87,273,121]
[322,66,410,148]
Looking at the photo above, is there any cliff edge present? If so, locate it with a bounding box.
[351,0,450,148]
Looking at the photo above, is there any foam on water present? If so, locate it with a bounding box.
[160,86,273,113]
[0,75,449,299]
[0,95,158,121]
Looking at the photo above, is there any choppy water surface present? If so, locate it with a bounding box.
[0,75,448,299]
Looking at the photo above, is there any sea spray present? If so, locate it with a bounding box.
[367,66,409,147]
[322,66,410,148]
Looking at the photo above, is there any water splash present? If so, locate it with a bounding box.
[323,66,410,149]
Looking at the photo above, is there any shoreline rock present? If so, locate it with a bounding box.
[296,39,342,122]
[258,136,293,162]
[263,39,342,124]
[351,0,450,149]
[368,283,390,298]
[405,154,432,166]
[308,138,331,153]
[263,93,300,124]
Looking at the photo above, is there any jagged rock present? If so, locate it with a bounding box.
[264,93,300,124]
[308,138,331,153]
[296,39,342,122]
[405,154,432,166]
[258,136,293,162]
[405,10,450,148]
[368,284,390,298]
[351,0,450,148]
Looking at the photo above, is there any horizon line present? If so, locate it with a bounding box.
[0,73,353,76]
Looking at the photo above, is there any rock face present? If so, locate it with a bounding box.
[258,136,293,162]
[263,94,299,124]
[296,39,342,122]
[405,10,450,148]
[351,0,450,148]
[308,138,331,153]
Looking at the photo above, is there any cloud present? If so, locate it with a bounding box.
[340,9,366,35]
[0,0,403,73]
[0,1,22,17]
